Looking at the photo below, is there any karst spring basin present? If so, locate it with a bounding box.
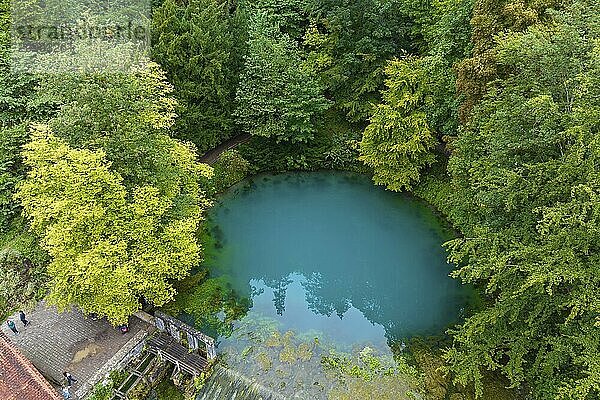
[205,171,473,352]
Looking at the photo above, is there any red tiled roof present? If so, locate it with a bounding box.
[0,331,62,400]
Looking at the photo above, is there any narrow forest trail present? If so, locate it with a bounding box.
[199,133,252,165]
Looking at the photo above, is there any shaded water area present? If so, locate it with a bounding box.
[197,171,475,399]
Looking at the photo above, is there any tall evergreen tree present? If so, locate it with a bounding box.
[304,0,415,122]
[152,0,238,153]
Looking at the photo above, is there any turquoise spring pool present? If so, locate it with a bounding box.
[204,171,473,352]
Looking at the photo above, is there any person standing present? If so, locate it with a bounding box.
[63,371,77,386]
[6,319,19,335]
[19,310,29,326]
[61,386,71,399]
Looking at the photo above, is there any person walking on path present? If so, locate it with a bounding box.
[6,319,19,335]
[19,310,29,326]
[64,371,77,386]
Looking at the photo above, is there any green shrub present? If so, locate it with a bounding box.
[108,369,128,388]
[155,379,185,400]
[211,150,252,193]
[87,382,113,400]
[236,109,367,175]
[0,244,48,319]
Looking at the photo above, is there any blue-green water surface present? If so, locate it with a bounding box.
[207,171,472,351]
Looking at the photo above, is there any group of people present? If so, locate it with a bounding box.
[61,372,78,399]
[5,311,77,399]
[5,310,29,334]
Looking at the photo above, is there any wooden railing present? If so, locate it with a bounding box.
[153,311,217,360]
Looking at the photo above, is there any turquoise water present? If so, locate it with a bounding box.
[206,171,472,351]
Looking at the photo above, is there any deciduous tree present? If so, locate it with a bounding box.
[445,4,600,398]
[235,12,328,142]
[359,58,437,191]
[16,127,212,324]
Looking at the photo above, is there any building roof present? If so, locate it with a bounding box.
[0,331,62,400]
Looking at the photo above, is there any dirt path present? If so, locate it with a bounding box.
[199,133,252,165]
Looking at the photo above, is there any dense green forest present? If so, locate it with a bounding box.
[1,0,599,399]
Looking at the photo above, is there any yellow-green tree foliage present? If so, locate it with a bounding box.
[16,127,212,324]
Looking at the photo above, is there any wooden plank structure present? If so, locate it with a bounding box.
[153,311,217,360]
[146,333,209,376]
[109,312,216,399]
[144,311,216,377]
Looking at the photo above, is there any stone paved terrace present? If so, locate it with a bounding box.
[1,302,153,399]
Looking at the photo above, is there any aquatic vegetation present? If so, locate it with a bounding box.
[241,346,254,359]
[218,320,338,399]
[297,342,313,362]
[256,352,273,371]
[322,347,418,382]
[282,330,295,344]
[328,375,425,400]
[279,343,297,364]
[275,367,290,379]
[322,347,424,400]
[162,270,250,336]
[233,314,283,343]
[265,331,283,347]
[411,345,448,400]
